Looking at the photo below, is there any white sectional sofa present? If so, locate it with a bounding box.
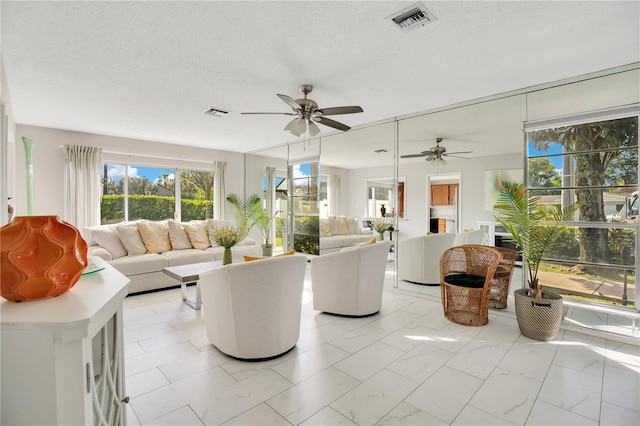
[85,219,261,294]
[319,216,375,253]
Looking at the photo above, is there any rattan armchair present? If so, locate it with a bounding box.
[488,247,519,309]
[440,245,502,326]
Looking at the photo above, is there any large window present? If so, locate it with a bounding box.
[526,112,638,307]
[100,163,213,224]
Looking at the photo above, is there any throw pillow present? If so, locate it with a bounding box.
[346,217,356,235]
[116,223,147,256]
[360,237,377,246]
[91,226,127,259]
[335,216,348,235]
[184,221,210,250]
[138,220,172,253]
[327,216,338,235]
[244,250,295,262]
[319,218,332,237]
[168,220,192,250]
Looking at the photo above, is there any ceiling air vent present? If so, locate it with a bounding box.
[387,2,436,31]
[203,107,229,117]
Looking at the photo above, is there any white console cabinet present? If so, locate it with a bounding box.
[1,258,130,425]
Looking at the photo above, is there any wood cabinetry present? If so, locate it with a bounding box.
[431,184,459,205]
[1,259,130,425]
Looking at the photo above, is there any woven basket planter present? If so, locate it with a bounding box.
[514,288,563,341]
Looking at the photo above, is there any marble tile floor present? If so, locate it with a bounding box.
[123,265,639,425]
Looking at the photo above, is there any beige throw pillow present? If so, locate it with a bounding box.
[91,226,127,259]
[346,218,356,235]
[117,224,147,256]
[138,220,172,253]
[184,221,210,250]
[168,220,192,250]
[320,219,332,237]
[335,216,348,235]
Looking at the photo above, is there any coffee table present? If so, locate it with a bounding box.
[162,260,223,310]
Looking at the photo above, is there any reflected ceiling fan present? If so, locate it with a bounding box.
[242,84,363,137]
[400,137,472,165]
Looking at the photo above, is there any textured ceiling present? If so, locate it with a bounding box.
[2,1,639,158]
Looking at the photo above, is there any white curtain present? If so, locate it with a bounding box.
[63,145,102,231]
[213,161,227,219]
[330,174,341,216]
[265,166,276,242]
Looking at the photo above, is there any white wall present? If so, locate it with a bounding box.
[13,125,245,219]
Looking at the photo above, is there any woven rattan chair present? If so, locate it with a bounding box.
[488,247,519,310]
[440,245,502,326]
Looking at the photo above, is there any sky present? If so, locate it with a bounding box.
[528,140,563,169]
[102,164,176,183]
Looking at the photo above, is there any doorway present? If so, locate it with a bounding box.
[426,173,462,234]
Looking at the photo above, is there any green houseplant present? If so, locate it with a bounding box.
[226,193,262,231]
[493,181,580,341]
[254,210,279,256]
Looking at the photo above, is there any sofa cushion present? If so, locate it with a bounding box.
[444,273,486,289]
[162,248,214,266]
[335,216,348,235]
[320,218,332,237]
[138,220,172,253]
[91,225,127,259]
[108,253,168,276]
[117,223,147,256]
[347,218,356,235]
[184,221,210,250]
[168,220,193,250]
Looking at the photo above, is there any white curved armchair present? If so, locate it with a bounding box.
[199,254,307,360]
[398,230,484,285]
[311,240,392,316]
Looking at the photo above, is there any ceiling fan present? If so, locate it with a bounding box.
[400,137,472,165]
[242,84,363,137]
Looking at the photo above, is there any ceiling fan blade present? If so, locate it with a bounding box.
[443,154,471,159]
[400,153,428,158]
[316,106,363,116]
[242,112,297,115]
[308,121,321,137]
[316,116,350,131]
[444,151,473,155]
[277,94,302,111]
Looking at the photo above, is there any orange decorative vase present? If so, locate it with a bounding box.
[0,216,88,301]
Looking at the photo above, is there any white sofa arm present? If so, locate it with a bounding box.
[88,245,113,261]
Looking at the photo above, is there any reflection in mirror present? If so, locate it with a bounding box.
[245,144,289,253]
[289,138,321,255]
[364,177,405,219]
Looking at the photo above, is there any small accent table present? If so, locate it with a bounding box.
[163,260,223,310]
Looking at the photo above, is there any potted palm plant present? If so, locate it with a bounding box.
[493,181,579,341]
[254,210,279,256]
[226,193,262,231]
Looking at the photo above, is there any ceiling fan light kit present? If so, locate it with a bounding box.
[242,84,363,137]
